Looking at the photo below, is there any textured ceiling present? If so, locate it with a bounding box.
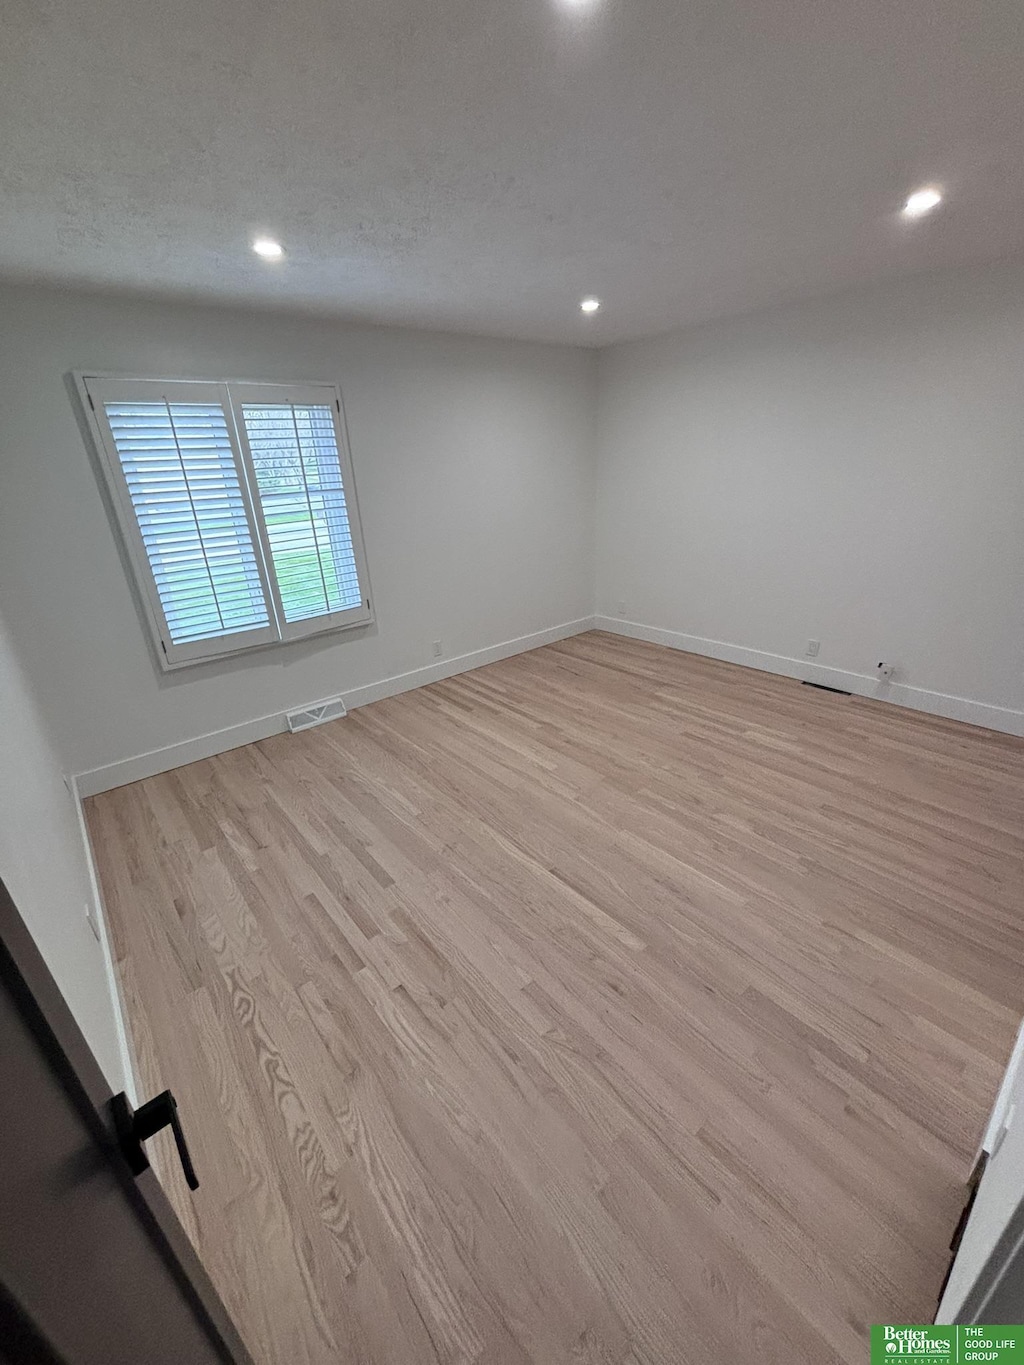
[3,0,1024,344]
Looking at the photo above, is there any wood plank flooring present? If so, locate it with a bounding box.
[86,632,1024,1365]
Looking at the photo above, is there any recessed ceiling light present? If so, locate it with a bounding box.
[902,187,942,219]
[252,237,284,260]
[580,297,601,314]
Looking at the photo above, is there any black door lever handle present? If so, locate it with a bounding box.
[111,1089,199,1190]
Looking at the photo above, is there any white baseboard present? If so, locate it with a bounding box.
[595,616,1024,738]
[69,773,140,1103]
[340,617,595,710]
[75,710,289,797]
[75,616,596,797]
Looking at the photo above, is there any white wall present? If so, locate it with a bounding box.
[595,260,1024,727]
[0,282,596,784]
[0,604,125,1090]
[8,263,1024,791]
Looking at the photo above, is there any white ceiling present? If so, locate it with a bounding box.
[3,0,1023,345]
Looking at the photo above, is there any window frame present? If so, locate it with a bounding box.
[75,372,374,671]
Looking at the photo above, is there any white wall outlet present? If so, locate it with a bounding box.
[876,660,895,681]
[432,640,443,658]
[805,639,820,658]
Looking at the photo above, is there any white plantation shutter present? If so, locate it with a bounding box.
[105,400,269,643]
[230,383,370,642]
[80,376,371,669]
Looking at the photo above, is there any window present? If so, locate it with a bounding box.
[78,376,372,669]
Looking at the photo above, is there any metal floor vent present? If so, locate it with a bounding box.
[285,696,347,733]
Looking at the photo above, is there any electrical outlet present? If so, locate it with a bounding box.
[806,639,820,658]
[876,660,895,681]
[432,640,443,658]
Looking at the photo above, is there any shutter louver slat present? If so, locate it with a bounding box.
[104,400,270,645]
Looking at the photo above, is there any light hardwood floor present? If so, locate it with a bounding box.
[86,632,1024,1365]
